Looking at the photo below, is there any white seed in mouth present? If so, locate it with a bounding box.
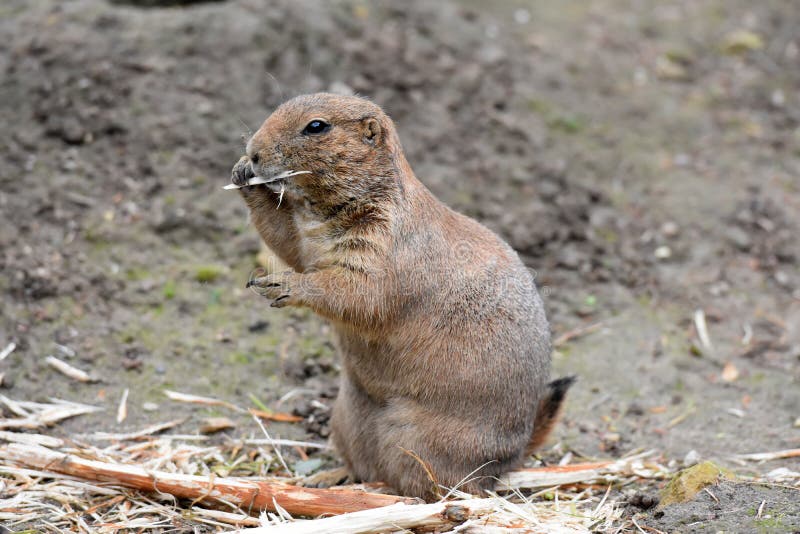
[222,176,269,190]
[222,170,311,190]
[276,182,286,208]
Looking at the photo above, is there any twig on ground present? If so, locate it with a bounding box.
[498,450,662,490]
[192,507,261,526]
[45,355,97,383]
[553,322,604,348]
[243,438,331,450]
[0,342,16,361]
[252,413,292,475]
[0,396,102,429]
[693,309,714,354]
[87,418,187,440]
[117,388,129,424]
[731,448,800,462]
[0,430,64,448]
[2,443,418,517]
[164,390,245,412]
[236,496,594,534]
[667,404,696,429]
[249,408,303,423]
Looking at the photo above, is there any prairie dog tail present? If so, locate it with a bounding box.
[527,376,576,453]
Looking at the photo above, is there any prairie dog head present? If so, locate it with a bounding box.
[244,93,402,212]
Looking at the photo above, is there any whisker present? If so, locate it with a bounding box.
[265,71,284,101]
[234,115,253,148]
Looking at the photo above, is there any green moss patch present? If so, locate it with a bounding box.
[659,461,735,508]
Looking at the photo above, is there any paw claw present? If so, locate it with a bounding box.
[247,276,272,289]
[247,271,295,306]
[271,294,291,308]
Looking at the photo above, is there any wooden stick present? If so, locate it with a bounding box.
[499,450,659,490]
[230,496,590,534]
[497,461,614,489]
[1,443,419,517]
[231,499,501,534]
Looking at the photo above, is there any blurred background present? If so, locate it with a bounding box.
[0,0,798,485]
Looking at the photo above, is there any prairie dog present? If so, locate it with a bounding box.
[231,93,573,500]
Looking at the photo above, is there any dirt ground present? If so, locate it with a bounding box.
[1,0,798,531]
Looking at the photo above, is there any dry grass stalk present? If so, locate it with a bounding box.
[249,408,304,423]
[0,430,64,448]
[693,309,714,353]
[2,443,419,517]
[88,418,187,440]
[200,416,237,434]
[116,388,129,424]
[243,438,330,450]
[164,389,245,412]
[44,355,97,382]
[732,448,800,462]
[0,341,16,361]
[0,396,102,430]
[0,435,667,532]
[191,506,262,526]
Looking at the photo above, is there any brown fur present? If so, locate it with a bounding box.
[232,93,573,501]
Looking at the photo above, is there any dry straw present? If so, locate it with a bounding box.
[1,395,796,532]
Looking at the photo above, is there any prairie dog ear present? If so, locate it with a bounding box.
[360,117,382,146]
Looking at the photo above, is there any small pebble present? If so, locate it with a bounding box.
[661,221,680,237]
[633,68,648,86]
[654,245,672,259]
[629,491,659,510]
[513,8,531,24]
[766,467,800,480]
[684,449,701,466]
[673,153,691,167]
[248,320,270,333]
[0,375,13,389]
[773,271,790,287]
[725,227,752,251]
[771,89,785,108]
[626,403,645,416]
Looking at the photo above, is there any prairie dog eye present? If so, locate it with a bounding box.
[302,119,330,135]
